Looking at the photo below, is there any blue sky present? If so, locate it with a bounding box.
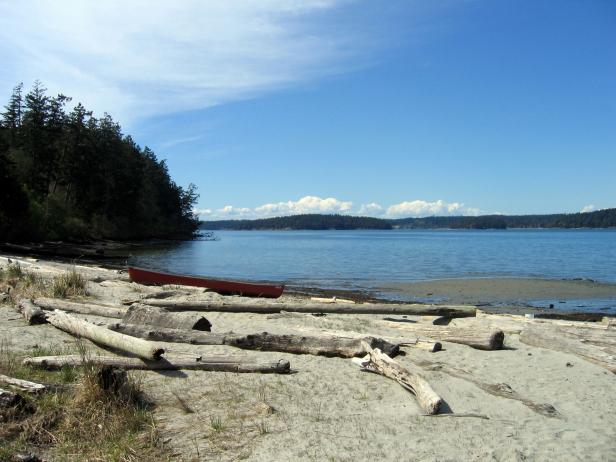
[1,1,614,219]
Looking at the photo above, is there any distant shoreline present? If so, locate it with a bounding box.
[200,209,616,231]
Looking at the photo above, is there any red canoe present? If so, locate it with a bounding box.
[128,266,284,298]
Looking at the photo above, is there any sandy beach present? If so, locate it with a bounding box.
[1,254,615,461]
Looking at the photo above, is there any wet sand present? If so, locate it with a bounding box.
[382,277,616,309]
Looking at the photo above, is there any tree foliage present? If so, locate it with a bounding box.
[0,82,199,241]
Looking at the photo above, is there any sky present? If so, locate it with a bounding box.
[1,0,614,220]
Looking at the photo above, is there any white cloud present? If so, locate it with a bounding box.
[358,202,383,215]
[254,196,353,216]
[581,204,595,213]
[385,199,480,218]
[196,196,483,220]
[0,1,370,125]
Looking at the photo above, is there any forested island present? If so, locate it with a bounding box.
[200,208,616,230]
[0,82,199,242]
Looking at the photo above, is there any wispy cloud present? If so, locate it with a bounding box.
[198,196,483,220]
[0,1,372,125]
[581,204,596,213]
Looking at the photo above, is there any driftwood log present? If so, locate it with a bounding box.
[0,374,46,393]
[520,326,616,373]
[353,342,443,414]
[380,320,504,350]
[123,304,212,331]
[144,299,476,318]
[45,310,165,360]
[415,359,560,418]
[23,355,291,373]
[108,323,400,358]
[17,299,47,325]
[34,297,126,318]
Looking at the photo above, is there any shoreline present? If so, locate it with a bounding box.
[1,253,615,460]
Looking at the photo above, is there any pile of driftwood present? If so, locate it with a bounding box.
[10,295,506,415]
[11,293,615,415]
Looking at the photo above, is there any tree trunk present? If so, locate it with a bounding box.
[380,320,504,350]
[353,342,442,415]
[23,355,291,373]
[108,323,399,358]
[0,374,46,393]
[123,304,211,331]
[45,310,165,360]
[144,299,476,318]
[520,326,616,373]
[17,299,47,325]
[414,359,560,418]
[34,297,126,318]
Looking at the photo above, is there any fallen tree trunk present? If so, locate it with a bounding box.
[144,299,476,318]
[108,323,399,358]
[23,355,291,373]
[17,299,47,325]
[45,310,165,360]
[415,359,560,418]
[123,304,212,331]
[0,374,46,393]
[520,326,616,373]
[34,297,126,318]
[353,342,442,414]
[380,320,504,350]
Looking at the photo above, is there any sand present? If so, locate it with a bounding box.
[382,278,616,312]
[1,254,615,461]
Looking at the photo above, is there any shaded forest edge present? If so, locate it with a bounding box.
[200,208,616,230]
[0,82,199,242]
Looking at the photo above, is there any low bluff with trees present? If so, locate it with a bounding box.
[200,208,616,230]
[0,82,199,242]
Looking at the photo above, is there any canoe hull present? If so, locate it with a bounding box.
[128,267,284,298]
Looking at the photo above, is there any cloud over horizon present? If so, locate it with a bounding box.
[0,1,372,125]
[196,196,483,220]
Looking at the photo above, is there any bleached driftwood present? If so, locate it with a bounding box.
[17,299,47,325]
[34,297,126,318]
[415,359,560,418]
[108,322,399,357]
[0,374,46,393]
[380,320,504,350]
[123,304,212,331]
[310,297,355,304]
[353,342,443,414]
[144,299,476,318]
[45,310,165,360]
[520,326,616,373]
[23,355,291,373]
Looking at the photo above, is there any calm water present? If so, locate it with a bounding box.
[132,229,616,300]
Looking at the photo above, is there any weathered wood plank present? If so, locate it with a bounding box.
[380,320,504,350]
[144,299,477,318]
[108,323,399,357]
[0,374,46,393]
[23,355,291,374]
[45,310,165,360]
[34,297,126,318]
